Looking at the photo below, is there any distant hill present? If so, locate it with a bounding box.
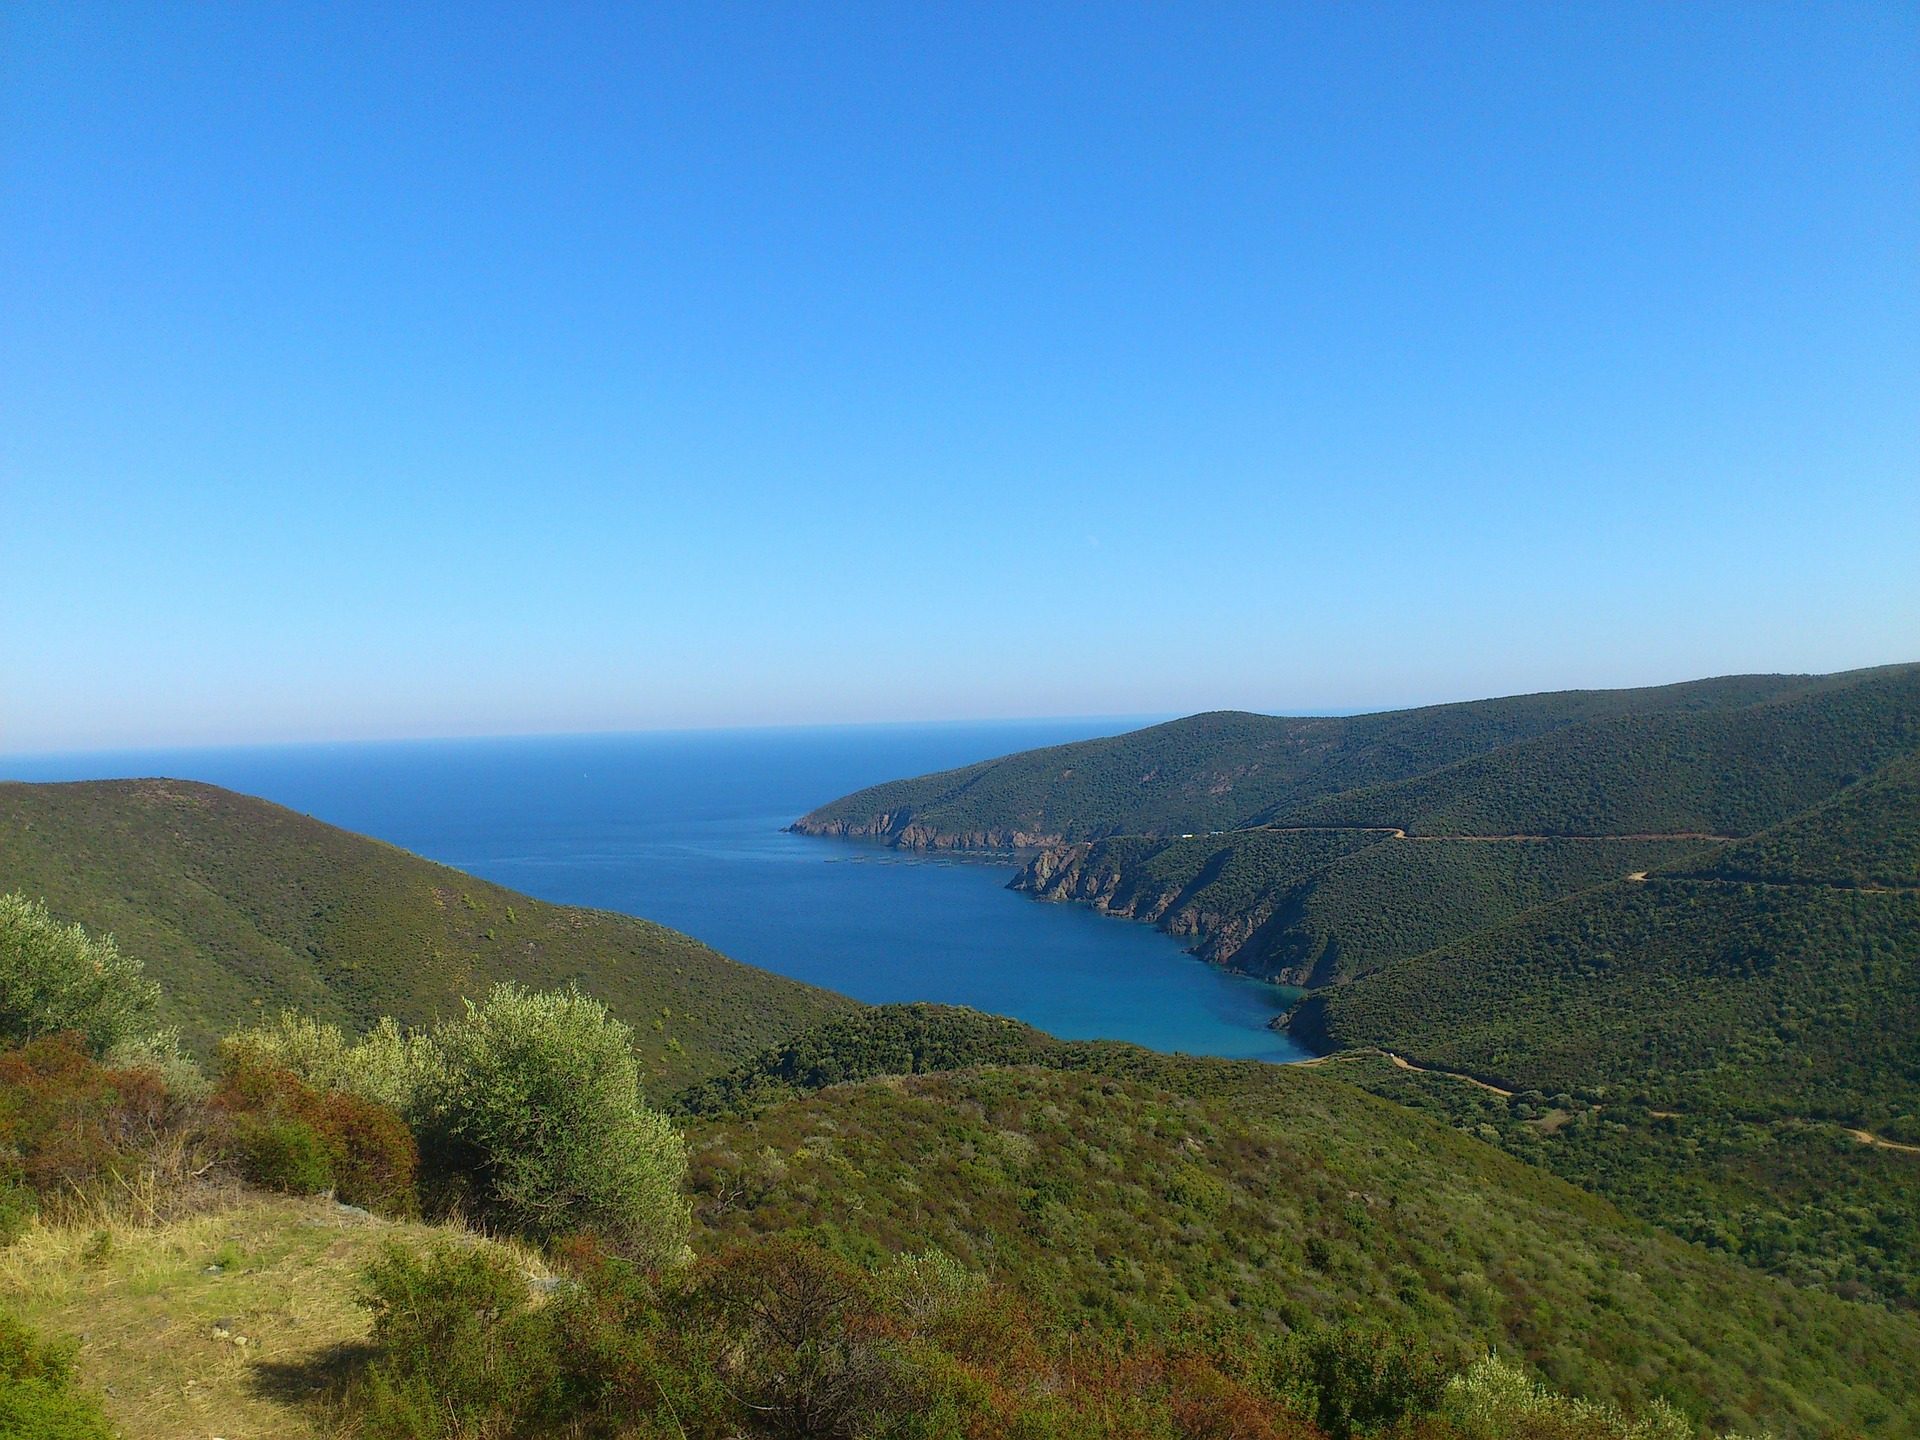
[792,670,1847,848]
[1278,664,1920,838]
[944,664,1918,989]
[0,778,856,1083]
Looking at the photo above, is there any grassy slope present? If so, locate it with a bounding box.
[1016,831,1712,983]
[1280,665,1920,838]
[0,778,856,1085]
[0,1192,508,1440]
[793,671,1834,847]
[685,1062,1920,1438]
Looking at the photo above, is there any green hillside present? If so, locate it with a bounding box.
[0,778,856,1082]
[1231,836,1715,982]
[1288,878,1920,1140]
[1017,830,1711,983]
[685,1057,1920,1436]
[1666,746,1920,889]
[1329,1050,1920,1310]
[1278,664,1920,838]
[793,670,1838,848]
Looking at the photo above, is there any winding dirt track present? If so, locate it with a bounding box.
[1305,1049,1920,1153]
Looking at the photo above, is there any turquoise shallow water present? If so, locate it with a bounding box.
[4,723,1309,1063]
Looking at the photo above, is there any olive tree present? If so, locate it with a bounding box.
[422,983,688,1263]
[0,893,158,1056]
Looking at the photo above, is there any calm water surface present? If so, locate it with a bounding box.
[4,724,1308,1062]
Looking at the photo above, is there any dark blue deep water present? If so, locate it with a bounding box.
[3,724,1308,1062]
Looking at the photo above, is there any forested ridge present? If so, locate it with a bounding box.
[791,670,1857,848]
[795,666,1910,849]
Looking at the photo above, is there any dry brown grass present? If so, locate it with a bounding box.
[0,1185,545,1440]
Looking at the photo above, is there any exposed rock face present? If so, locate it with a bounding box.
[1011,843,1305,980]
[788,813,1066,851]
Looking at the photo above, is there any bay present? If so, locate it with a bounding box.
[3,723,1308,1063]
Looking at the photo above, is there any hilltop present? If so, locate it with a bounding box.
[0,778,856,1084]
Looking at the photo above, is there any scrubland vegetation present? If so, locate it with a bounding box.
[1015,830,1710,983]
[1277,666,1920,839]
[6,901,1914,1437]
[1290,881,1920,1138]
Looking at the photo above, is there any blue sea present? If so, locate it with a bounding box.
[3,723,1309,1063]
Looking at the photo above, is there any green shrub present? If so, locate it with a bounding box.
[233,1114,334,1195]
[1270,1322,1449,1440]
[222,1012,440,1115]
[421,984,688,1260]
[0,1185,35,1246]
[0,894,158,1056]
[1438,1355,1695,1440]
[358,1241,556,1438]
[0,1311,113,1440]
[103,1028,210,1102]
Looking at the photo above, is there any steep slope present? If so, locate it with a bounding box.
[1012,827,1390,959]
[1016,830,1711,983]
[793,671,1839,848]
[685,1060,1920,1437]
[0,778,856,1083]
[1277,664,1920,838]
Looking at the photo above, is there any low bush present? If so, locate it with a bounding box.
[358,1241,558,1438]
[1435,1355,1694,1440]
[232,1115,334,1195]
[0,1034,167,1214]
[0,1310,113,1440]
[1271,1322,1450,1440]
[222,1011,440,1115]
[349,1233,1389,1439]
[213,1054,418,1215]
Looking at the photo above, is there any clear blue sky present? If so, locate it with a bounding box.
[4,3,1915,752]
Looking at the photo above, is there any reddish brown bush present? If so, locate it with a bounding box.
[212,1055,418,1215]
[0,1033,166,1197]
